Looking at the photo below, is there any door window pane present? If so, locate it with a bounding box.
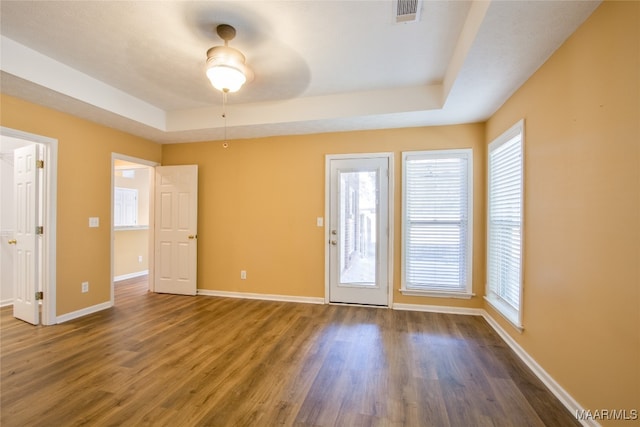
[339,170,377,285]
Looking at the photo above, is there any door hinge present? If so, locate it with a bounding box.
[36,160,44,169]
[36,226,44,235]
[35,291,43,300]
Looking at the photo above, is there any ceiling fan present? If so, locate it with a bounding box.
[205,24,253,93]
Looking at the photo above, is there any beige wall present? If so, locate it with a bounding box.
[113,229,149,278]
[162,124,486,308]
[0,94,162,315]
[486,0,639,420]
[1,0,637,418]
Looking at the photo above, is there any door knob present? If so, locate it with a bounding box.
[188,235,197,240]
[331,230,337,235]
[8,239,17,245]
[330,240,337,245]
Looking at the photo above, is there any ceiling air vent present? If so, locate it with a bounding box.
[395,0,422,23]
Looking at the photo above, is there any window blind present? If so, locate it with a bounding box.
[402,150,472,294]
[114,187,138,227]
[487,123,523,324]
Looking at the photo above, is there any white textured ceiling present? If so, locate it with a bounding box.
[0,0,601,144]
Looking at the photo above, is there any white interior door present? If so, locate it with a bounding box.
[154,165,198,295]
[13,144,39,324]
[328,156,389,306]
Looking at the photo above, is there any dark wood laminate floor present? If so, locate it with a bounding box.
[0,277,579,426]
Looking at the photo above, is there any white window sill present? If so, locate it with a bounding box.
[399,289,475,299]
[484,295,524,333]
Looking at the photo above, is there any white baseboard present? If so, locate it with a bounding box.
[197,289,325,305]
[0,298,13,308]
[114,270,148,282]
[56,301,112,324]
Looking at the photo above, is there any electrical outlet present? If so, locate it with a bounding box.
[138,255,143,263]
[81,281,89,293]
[240,270,247,280]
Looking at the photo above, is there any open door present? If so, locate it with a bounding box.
[12,144,39,324]
[154,165,198,295]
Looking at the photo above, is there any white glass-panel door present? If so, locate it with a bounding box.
[328,156,389,306]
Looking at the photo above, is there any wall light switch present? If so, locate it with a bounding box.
[89,217,99,228]
[317,217,324,227]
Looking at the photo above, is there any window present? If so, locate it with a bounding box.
[486,120,524,329]
[114,187,138,227]
[401,149,473,298]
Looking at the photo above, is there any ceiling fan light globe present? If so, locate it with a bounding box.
[207,65,247,93]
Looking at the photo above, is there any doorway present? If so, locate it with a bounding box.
[325,153,393,306]
[111,154,157,305]
[0,127,57,325]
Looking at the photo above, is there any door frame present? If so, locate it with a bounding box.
[1,126,57,325]
[110,153,159,305]
[324,152,394,306]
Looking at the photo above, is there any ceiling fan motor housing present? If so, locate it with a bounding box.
[216,24,236,42]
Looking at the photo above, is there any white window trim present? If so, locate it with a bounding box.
[400,148,474,298]
[485,295,524,332]
[485,119,525,330]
